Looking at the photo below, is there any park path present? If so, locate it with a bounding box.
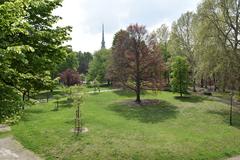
[0,125,41,160]
[87,88,121,94]
[192,91,240,108]
[228,156,240,160]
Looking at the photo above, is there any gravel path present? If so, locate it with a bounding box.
[0,124,11,132]
[0,137,41,160]
[228,156,240,160]
[87,89,121,94]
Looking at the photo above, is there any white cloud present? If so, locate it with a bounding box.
[54,0,201,53]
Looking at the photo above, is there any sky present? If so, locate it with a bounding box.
[54,0,201,53]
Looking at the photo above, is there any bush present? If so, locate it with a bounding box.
[60,69,81,86]
[0,84,24,124]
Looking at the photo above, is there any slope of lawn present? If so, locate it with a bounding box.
[11,88,240,160]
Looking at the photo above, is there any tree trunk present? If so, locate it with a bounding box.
[135,89,141,104]
[22,92,26,101]
[205,79,208,89]
[135,71,141,104]
[200,78,204,88]
[22,92,26,110]
[193,78,196,92]
[27,90,30,101]
[238,86,240,98]
[167,71,170,86]
[135,49,141,104]
[179,73,183,97]
[47,92,49,103]
[213,74,217,91]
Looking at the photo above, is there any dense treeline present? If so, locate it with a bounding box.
[107,0,240,102]
[168,0,240,93]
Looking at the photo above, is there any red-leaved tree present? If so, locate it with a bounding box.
[60,69,81,86]
[108,24,165,103]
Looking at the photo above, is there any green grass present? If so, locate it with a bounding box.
[11,88,240,160]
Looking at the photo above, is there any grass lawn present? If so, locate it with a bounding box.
[11,88,240,160]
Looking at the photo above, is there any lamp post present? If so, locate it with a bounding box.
[230,92,233,126]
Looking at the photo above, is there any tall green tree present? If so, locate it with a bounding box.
[170,56,189,97]
[77,51,93,74]
[196,0,240,91]
[0,0,71,120]
[56,48,79,74]
[169,12,197,91]
[87,49,111,83]
[154,24,171,85]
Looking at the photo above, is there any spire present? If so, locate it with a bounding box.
[101,24,106,49]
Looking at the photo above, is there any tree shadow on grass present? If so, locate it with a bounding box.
[34,90,66,100]
[25,109,46,114]
[108,100,179,123]
[208,108,240,129]
[55,99,74,108]
[174,95,207,103]
[113,90,148,98]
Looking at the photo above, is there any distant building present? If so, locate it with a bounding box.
[101,24,106,49]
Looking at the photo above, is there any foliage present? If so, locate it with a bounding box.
[154,24,171,62]
[0,0,71,88]
[60,69,81,86]
[154,24,171,85]
[0,0,71,120]
[195,0,240,91]
[109,24,165,103]
[170,56,189,97]
[168,12,197,91]
[56,49,79,74]
[77,51,93,74]
[0,84,23,123]
[87,49,111,83]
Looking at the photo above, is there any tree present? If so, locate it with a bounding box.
[169,12,197,92]
[154,24,171,85]
[54,48,79,77]
[170,56,189,97]
[77,51,93,74]
[197,0,240,92]
[60,69,81,86]
[87,49,111,83]
[109,24,165,103]
[0,0,71,116]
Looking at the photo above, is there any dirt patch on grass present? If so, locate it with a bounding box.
[71,127,89,134]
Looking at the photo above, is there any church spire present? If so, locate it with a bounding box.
[101,24,106,49]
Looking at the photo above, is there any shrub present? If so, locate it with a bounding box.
[60,69,81,86]
[0,84,24,124]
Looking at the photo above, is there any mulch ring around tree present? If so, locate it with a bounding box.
[71,127,89,134]
[120,99,161,107]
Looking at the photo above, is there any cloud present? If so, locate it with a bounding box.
[54,0,201,53]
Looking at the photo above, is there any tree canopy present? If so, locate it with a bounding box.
[170,56,189,97]
[0,0,71,121]
[109,24,165,103]
[87,49,111,83]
